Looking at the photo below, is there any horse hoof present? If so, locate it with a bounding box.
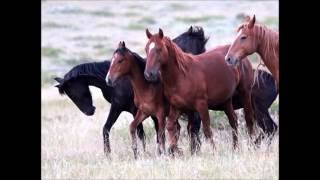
[168,145,183,157]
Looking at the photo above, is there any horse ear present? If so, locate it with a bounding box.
[118,41,125,48]
[244,15,250,22]
[188,26,193,33]
[248,15,256,29]
[54,77,63,83]
[159,28,163,39]
[146,29,152,39]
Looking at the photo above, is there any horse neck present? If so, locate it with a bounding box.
[128,58,149,98]
[86,77,113,102]
[161,47,185,88]
[255,26,279,66]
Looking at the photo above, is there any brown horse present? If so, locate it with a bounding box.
[106,42,202,158]
[225,15,279,89]
[106,41,168,159]
[144,29,255,154]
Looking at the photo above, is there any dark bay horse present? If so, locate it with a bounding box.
[144,29,256,154]
[225,15,279,89]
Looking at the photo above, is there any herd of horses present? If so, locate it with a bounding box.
[54,15,279,158]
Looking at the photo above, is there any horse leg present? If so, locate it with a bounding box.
[273,69,279,91]
[166,106,181,156]
[103,103,121,156]
[241,90,256,141]
[252,101,267,146]
[151,116,160,154]
[156,109,166,155]
[254,106,278,145]
[129,110,148,159]
[224,99,239,149]
[194,112,202,148]
[187,111,201,155]
[195,100,214,152]
[136,123,146,152]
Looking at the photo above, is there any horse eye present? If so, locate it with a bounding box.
[240,36,247,40]
[118,59,124,63]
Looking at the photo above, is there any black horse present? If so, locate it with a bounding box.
[54,26,278,155]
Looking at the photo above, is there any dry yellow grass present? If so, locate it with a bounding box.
[41,87,278,179]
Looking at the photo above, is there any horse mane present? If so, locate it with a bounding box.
[238,22,279,63]
[187,26,210,45]
[163,36,193,75]
[115,46,146,73]
[131,52,146,73]
[172,26,209,55]
[60,61,109,87]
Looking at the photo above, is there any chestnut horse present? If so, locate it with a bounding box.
[225,15,279,89]
[144,29,255,154]
[106,41,169,158]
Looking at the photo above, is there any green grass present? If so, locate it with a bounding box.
[61,58,92,66]
[55,8,86,14]
[170,3,189,10]
[270,101,279,114]
[72,35,109,41]
[248,53,261,64]
[263,16,278,26]
[42,71,56,86]
[42,47,63,58]
[175,15,226,23]
[123,11,140,17]
[127,23,145,30]
[95,47,114,56]
[138,17,156,25]
[95,22,116,28]
[127,17,156,30]
[93,44,105,49]
[90,10,114,17]
[209,110,229,129]
[42,22,73,29]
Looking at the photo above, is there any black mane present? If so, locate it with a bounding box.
[172,26,209,55]
[60,61,110,86]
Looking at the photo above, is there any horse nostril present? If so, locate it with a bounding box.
[144,71,150,79]
[106,78,113,86]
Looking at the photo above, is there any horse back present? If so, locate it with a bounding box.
[194,48,238,104]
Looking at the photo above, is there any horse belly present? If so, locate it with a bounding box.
[165,92,191,110]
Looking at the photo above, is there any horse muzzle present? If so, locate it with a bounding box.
[84,106,95,116]
[144,70,159,82]
[225,56,239,66]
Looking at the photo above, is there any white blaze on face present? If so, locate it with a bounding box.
[228,29,243,56]
[106,53,118,82]
[148,42,155,54]
[235,29,243,41]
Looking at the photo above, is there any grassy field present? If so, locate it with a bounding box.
[41,87,278,179]
[42,1,279,179]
